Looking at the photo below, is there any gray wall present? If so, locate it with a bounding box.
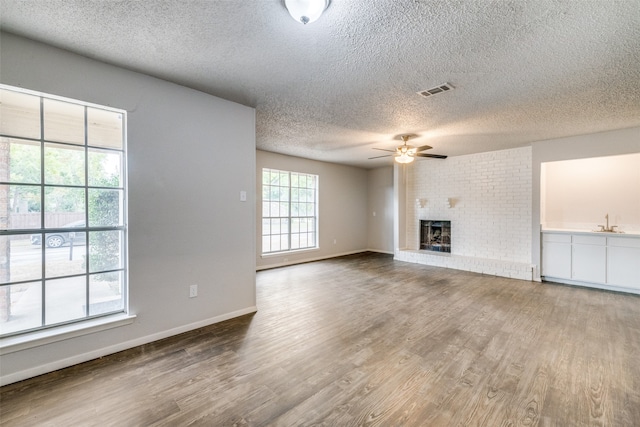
[1,33,257,384]
[256,150,368,269]
[367,166,394,253]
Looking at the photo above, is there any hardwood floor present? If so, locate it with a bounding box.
[1,252,639,426]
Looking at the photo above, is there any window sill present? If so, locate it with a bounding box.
[261,247,320,258]
[0,314,136,355]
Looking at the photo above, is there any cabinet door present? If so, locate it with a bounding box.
[572,244,606,284]
[542,241,571,279]
[607,246,640,289]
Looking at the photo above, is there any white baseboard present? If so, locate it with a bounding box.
[0,306,257,386]
[542,277,640,295]
[256,250,368,270]
[366,248,394,255]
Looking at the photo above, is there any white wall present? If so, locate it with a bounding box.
[256,150,368,269]
[367,166,394,253]
[0,33,256,384]
[542,153,640,233]
[396,147,534,280]
[531,126,640,279]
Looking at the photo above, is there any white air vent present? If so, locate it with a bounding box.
[417,83,454,98]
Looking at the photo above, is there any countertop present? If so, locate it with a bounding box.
[542,228,640,238]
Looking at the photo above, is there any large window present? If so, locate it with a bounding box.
[262,168,318,254]
[0,85,127,337]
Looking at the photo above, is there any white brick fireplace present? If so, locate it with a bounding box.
[395,146,535,280]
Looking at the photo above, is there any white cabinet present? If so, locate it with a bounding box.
[572,243,606,284]
[607,237,640,289]
[542,231,640,293]
[542,234,571,279]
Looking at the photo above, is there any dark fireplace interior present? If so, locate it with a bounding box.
[420,220,451,253]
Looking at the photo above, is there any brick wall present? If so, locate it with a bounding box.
[398,146,533,280]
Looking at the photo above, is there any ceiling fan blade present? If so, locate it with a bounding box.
[372,148,397,153]
[415,145,433,152]
[368,154,393,159]
[416,153,448,159]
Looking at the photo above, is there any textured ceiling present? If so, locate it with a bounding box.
[1,0,639,168]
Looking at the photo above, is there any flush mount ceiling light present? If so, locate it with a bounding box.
[284,0,330,25]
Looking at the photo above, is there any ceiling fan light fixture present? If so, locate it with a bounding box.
[284,0,329,24]
[395,153,415,164]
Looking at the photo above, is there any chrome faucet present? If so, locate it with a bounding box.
[597,213,618,232]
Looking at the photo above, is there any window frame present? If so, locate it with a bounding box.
[0,84,128,338]
[261,168,319,255]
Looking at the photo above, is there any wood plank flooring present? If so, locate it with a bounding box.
[1,252,639,426]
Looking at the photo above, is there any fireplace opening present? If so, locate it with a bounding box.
[420,220,451,253]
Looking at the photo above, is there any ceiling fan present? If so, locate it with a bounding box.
[369,135,447,163]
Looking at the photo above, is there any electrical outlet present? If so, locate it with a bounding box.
[189,284,198,298]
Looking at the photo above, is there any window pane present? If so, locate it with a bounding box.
[88,148,122,187]
[271,218,280,235]
[300,220,307,233]
[44,99,84,145]
[269,186,280,201]
[45,276,86,325]
[44,143,85,186]
[269,170,279,185]
[279,202,289,217]
[262,236,270,253]
[291,188,299,202]
[270,202,280,216]
[89,230,123,273]
[1,185,41,229]
[87,108,123,149]
[88,189,122,227]
[281,234,288,250]
[45,233,85,278]
[262,201,270,217]
[291,233,300,250]
[262,219,270,236]
[279,187,289,201]
[262,185,270,201]
[270,235,281,252]
[299,175,307,187]
[262,169,270,183]
[300,233,308,248]
[291,173,298,187]
[0,236,42,284]
[44,187,85,227]
[0,282,42,334]
[0,89,41,139]
[89,271,124,316]
[308,232,315,247]
[279,172,289,186]
[7,138,41,184]
[291,218,299,233]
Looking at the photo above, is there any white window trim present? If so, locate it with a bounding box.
[0,84,129,338]
[260,246,321,258]
[0,313,136,355]
[261,168,319,255]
